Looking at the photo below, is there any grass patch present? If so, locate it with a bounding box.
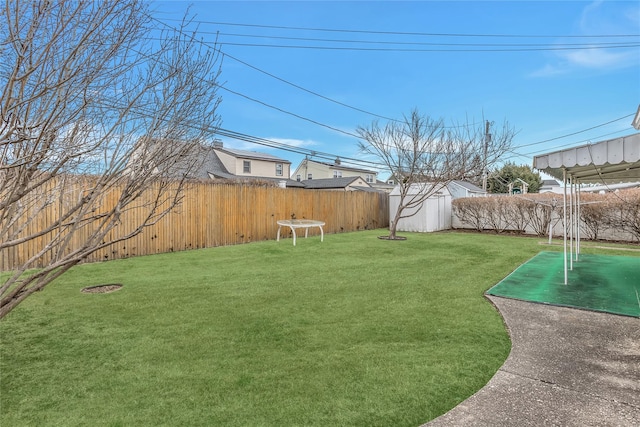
[2,230,636,426]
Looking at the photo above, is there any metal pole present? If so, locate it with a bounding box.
[576,179,581,260]
[569,176,573,272]
[563,169,567,285]
[482,120,490,191]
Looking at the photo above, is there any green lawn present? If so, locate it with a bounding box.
[1,231,636,426]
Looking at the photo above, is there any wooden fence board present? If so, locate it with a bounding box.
[1,182,389,271]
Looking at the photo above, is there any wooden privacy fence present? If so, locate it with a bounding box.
[1,182,389,270]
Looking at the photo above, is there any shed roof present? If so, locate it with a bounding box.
[533,133,640,183]
[389,182,451,196]
[449,180,485,193]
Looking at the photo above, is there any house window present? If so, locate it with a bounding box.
[296,174,301,182]
[275,163,283,176]
[243,160,251,174]
[307,173,312,180]
[333,170,342,178]
[365,174,374,183]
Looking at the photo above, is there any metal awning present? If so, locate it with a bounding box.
[532,132,640,285]
[533,133,640,183]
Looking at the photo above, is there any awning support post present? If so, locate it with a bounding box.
[563,169,568,285]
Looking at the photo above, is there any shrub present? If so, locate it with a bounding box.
[484,197,513,234]
[602,189,640,241]
[580,193,609,240]
[452,197,491,232]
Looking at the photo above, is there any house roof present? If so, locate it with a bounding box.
[533,133,640,183]
[450,180,485,193]
[202,147,233,179]
[216,147,290,163]
[301,176,370,189]
[541,179,560,187]
[163,143,218,180]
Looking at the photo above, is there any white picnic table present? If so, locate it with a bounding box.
[276,219,325,246]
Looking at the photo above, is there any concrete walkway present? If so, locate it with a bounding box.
[425,296,640,426]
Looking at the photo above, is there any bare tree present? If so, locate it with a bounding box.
[0,0,222,318]
[357,109,515,239]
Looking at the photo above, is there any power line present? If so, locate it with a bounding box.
[146,16,637,173]
[218,41,640,53]
[147,19,480,131]
[218,86,362,139]
[146,19,408,125]
[215,127,385,170]
[511,114,635,149]
[199,31,640,49]
[217,50,402,123]
[96,95,384,171]
[159,18,640,39]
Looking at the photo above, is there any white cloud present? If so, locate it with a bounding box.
[529,63,571,78]
[562,48,636,69]
[531,1,639,77]
[218,136,318,152]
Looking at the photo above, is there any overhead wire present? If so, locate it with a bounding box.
[212,50,402,123]
[158,18,640,39]
[511,114,635,150]
[217,32,638,47]
[146,18,485,149]
[94,94,385,170]
[218,86,361,139]
[146,18,410,125]
[218,41,640,53]
[148,16,638,170]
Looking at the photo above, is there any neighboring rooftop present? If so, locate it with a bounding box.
[215,146,291,163]
[450,180,485,192]
[301,176,372,190]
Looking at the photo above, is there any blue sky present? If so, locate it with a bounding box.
[152,1,640,178]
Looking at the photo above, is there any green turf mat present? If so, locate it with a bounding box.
[487,251,640,317]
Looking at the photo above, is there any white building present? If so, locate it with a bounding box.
[292,158,377,184]
[210,142,291,180]
[389,183,452,232]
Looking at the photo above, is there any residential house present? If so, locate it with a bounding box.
[126,139,215,180]
[372,180,395,193]
[300,176,373,191]
[539,179,562,194]
[292,158,378,184]
[210,142,291,181]
[447,180,486,199]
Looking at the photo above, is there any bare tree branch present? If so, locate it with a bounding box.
[357,108,515,239]
[0,0,222,318]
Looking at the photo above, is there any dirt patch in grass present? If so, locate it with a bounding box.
[81,284,123,294]
[377,236,407,240]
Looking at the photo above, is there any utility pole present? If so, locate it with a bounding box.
[482,120,491,191]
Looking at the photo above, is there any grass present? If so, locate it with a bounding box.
[1,230,636,426]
